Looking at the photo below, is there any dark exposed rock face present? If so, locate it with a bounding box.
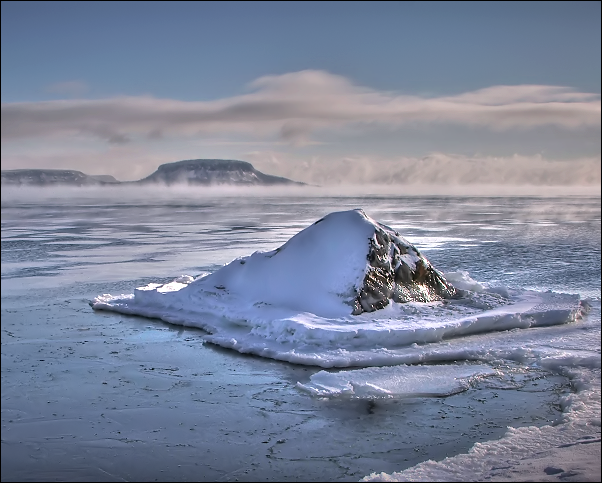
[1,169,119,186]
[136,159,303,186]
[352,219,456,315]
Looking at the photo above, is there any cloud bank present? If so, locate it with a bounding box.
[2,70,600,146]
[247,151,601,187]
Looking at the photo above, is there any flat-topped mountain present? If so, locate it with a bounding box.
[1,160,302,187]
[135,159,303,186]
[1,169,119,186]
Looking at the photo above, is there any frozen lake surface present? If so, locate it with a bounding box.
[2,188,600,481]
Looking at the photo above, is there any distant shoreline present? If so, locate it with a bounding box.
[1,159,305,187]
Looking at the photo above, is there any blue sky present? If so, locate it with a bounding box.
[1,1,600,185]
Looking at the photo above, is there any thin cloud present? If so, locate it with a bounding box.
[2,70,600,145]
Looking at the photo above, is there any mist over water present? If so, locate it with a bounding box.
[1,182,601,205]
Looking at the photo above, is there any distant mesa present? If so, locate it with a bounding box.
[1,159,303,187]
[1,169,119,187]
[135,159,303,186]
